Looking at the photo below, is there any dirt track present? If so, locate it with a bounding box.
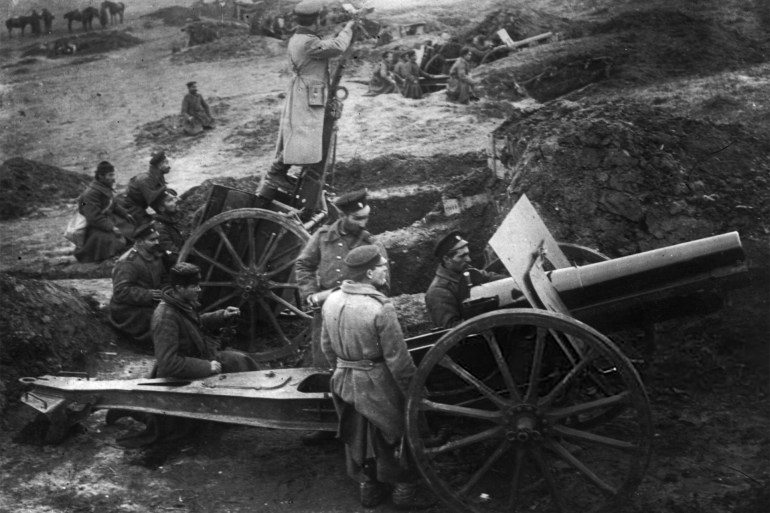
[1,0,769,512]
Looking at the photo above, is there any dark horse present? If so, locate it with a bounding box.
[64,7,98,32]
[5,16,30,37]
[101,1,125,24]
[41,9,54,34]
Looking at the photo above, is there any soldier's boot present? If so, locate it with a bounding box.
[257,161,295,198]
[392,483,437,510]
[360,481,387,508]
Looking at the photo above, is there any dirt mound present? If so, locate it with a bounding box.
[21,31,143,59]
[170,34,284,64]
[493,99,770,255]
[133,100,231,152]
[462,4,570,44]
[140,6,197,26]
[177,175,262,232]
[0,158,90,221]
[0,274,114,414]
[477,7,770,103]
[222,97,282,158]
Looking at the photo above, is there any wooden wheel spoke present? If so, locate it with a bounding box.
[425,426,503,455]
[257,226,288,269]
[506,448,526,511]
[267,291,313,320]
[539,349,598,408]
[524,326,547,403]
[201,290,240,313]
[213,225,245,270]
[459,439,510,495]
[268,282,299,290]
[246,218,257,270]
[481,329,522,402]
[531,447,568,512]
[547,440,618,495]
[200,281,237,288]
[547,391,630,421]
[264,255,301,278]
[438,355,510,409]
[419,399,502,421]
[264,243,304,270]
[257,298,288,343]
[192,248,239,277]
[553,425,637,452]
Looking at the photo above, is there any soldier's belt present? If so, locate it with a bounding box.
[336,357,384,371]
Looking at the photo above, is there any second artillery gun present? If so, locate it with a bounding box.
[19,194,749,513]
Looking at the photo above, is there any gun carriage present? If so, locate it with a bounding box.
[20,191,748,512]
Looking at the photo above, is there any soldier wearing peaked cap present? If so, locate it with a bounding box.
[425,231,509,328]
[257,0,356,196]
[320,245,437,509]
[294,189,388,443]
[181,80,214,135]
[121,151,174,226]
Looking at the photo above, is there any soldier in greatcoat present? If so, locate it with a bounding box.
[152,191,185,271]
[258,0,355,195]
[425,231,509,328]
[74,161,134,263]
[320,245,435,510]
[181,81,214,135]
[294,190,387,444]
[109,224,166,345]
[122,151,172,226]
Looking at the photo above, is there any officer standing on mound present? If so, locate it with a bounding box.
[258,0,355,197]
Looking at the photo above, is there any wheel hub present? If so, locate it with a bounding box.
[236,270,270,298]
[505,404,546,444]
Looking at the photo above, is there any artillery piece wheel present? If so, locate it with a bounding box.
[178,208,311,364]
[406,309,652,513]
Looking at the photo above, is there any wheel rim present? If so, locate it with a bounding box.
[406,309,652,513]
[178,208,311,364]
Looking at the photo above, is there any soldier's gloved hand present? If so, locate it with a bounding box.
[151,289,162,301]
[223,306,240,318]
[210,360,222,374]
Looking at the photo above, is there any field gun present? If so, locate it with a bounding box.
[19,194,748,513]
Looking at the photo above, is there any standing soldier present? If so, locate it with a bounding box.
[258,0,355,196]
[320,245,436,509]
[294,189,387,443]
[181,81,215,135]
[425,231,509,328]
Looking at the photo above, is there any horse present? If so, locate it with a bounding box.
[28,10,42,36]
[41,9,54,34]
[101,1,125,24]
[81,7,99,31]
[99,6,109,29]
[5,16,30,37]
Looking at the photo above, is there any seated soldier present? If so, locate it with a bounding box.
[152,263,259,379]
[122,151,173,226]
[365,51,398,96]
[181,81,215,136]
[425,231,508,328]
[109,224,166,346]
[74,161,134,263]
[152,191,185,270]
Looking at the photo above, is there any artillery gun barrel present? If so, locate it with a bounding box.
[549,232,749,328]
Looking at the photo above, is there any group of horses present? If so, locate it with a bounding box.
[5,9,54,37]
[5,2,125,37]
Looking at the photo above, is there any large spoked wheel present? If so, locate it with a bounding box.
[406,309,652,513]
[178,208,311,364]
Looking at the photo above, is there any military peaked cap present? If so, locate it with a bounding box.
[186,81,197,88]
[434,230,468,259]
[150,151,167,166]
[170,262,201,287]
[344,245,382,269]
[133,223,158,241]
[334,189,368,214]
[294,0,326,15]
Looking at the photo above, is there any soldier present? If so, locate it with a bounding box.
[152,263,259,379]
[122,151,172,226]
[446,47,479,104]
[109,224,166,346]
[258,0,355,196]
[294,189,387,444]
[425,231,509,328]
[320,245,436,510]
[74,161,134,263]
[152,191,185,270]
[181,81,214,135]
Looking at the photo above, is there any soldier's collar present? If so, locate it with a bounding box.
[294,26,318,36]
[436,264,462,282]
